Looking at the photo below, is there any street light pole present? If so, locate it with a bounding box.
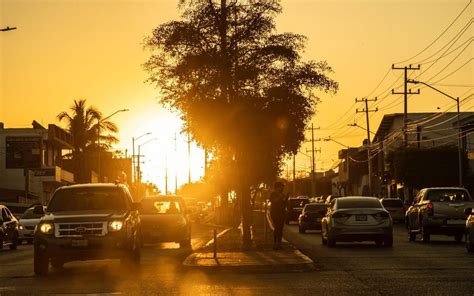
[132,132,152,184]
[137,138,158,185]
[407,79,463,187]
[97,109,129,182]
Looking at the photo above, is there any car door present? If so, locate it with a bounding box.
[408,191,424,230]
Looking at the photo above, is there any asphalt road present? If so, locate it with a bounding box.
[0,222,473,295]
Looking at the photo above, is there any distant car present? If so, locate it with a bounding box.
[286,196,310,224]
[18,205,46,244]
[406,187,474,243]
[0,205,20,250]
[139,195,191,248]
[465,208,474,253]
[380,198,405,222]
[298,203,329,233]
[321,196,393,247]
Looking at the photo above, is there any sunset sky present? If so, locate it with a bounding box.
[1,0,472,191]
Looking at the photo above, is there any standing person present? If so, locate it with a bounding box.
[269,182,289,250]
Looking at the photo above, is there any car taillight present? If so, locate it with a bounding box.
[427,202,434,216]
[332,212,350,221]
[373,211,390,219]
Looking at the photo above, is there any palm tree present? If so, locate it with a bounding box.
[57,99,119,182]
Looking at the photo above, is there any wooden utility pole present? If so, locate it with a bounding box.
[391,64,420,146]
[306,124,320,197]
[356,97,378,196]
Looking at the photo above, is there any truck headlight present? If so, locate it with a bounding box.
[18,224,24,230]
[108,220,123,232]
[39,223,54,235]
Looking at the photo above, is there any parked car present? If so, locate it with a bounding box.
[406,187,474,243]
[465,208,474,253]
[0,202,32,220]
[325,195,341,204]
[298,203,329,233]
[18,205,46,244]
[33,183,141,275]
[321,196,393,247]
[380,198,405,222]
[286,196,310,224]
[0,205,20,250]
[139,195,191,248]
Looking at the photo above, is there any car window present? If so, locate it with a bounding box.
[304,204,329,212]
[426,190,471,202]
[48,187,128,212]
[336,198,382,209]
[381,199,403,208]
[21,208,44,219]
[140,200,182,215]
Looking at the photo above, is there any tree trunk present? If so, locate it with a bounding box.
[240,182,252,250]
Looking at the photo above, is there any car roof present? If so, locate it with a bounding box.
[336,196,380,202]
[59,183,126,189]
[143,195,183,200]
[424,187,467,191]
[380,198,402,201]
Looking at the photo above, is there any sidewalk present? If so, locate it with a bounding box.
[183,211,315,273]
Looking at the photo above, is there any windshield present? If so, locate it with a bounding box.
[304,204,329,212]
[47,187,127,212]
[21,208,44,219]
[381,199,403,208]
[140,199,182,215]
[427,190,471,202]
[337,198,382,209]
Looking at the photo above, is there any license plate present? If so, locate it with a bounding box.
[446,220,465,225]
[71,239,88,247]
[355,215,367,221]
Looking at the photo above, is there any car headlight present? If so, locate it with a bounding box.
[108,220,123,232]
[18,224,24,230]
[39,223,54,235]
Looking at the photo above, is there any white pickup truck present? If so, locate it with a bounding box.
[406,187,474,242]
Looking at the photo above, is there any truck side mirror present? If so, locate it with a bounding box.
[464,208,472,216]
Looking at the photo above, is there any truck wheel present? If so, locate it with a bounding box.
[454,234,463,242]
[467,232,474,253]
[421,225,430,243]
[327,234,336,248]
[34,251,49,275]
[9,233,18,250]
[298,225,305,234]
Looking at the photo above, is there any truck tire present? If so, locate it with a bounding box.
[467,232,474,253]
[408,224,416,241]
[327,234,336,248]
[421,225,430,243]
[9,233,18,250]
[34,251,49,276]
[298,225,305,234]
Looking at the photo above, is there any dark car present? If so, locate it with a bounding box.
[286,196,310,224]
[298,203,329,233]
[33,183,141,275]
[139,195,191,248]
[1,205,20,250]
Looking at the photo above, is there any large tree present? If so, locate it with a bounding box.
[57,99,119,183]
[144,0,338,247]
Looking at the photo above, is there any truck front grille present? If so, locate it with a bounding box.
[55,222,107,237]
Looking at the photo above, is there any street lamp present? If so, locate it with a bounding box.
[407,79,463,187]
[97,108,129,182]
[132,132,152,183]
[137,138,158,184]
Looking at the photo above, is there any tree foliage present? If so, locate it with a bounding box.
[57,99,119,182]
[144,0,338,187]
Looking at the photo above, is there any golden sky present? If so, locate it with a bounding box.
[1,0,472,190]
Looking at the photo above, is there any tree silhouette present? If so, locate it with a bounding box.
[144,0,338,247]
[57,99,119,182]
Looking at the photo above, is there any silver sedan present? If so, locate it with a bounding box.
[321,196,393,247]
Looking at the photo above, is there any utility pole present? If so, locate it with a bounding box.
[165,156,168,195]
[174,133,178,194]
[187,131,191,184]
[356,97,378,196]
[292,154,296,197]
[307,123,321,197]
[392,64,420,146]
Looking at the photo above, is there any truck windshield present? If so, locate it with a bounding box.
[427,190,471,202]
[48,187,127,212]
